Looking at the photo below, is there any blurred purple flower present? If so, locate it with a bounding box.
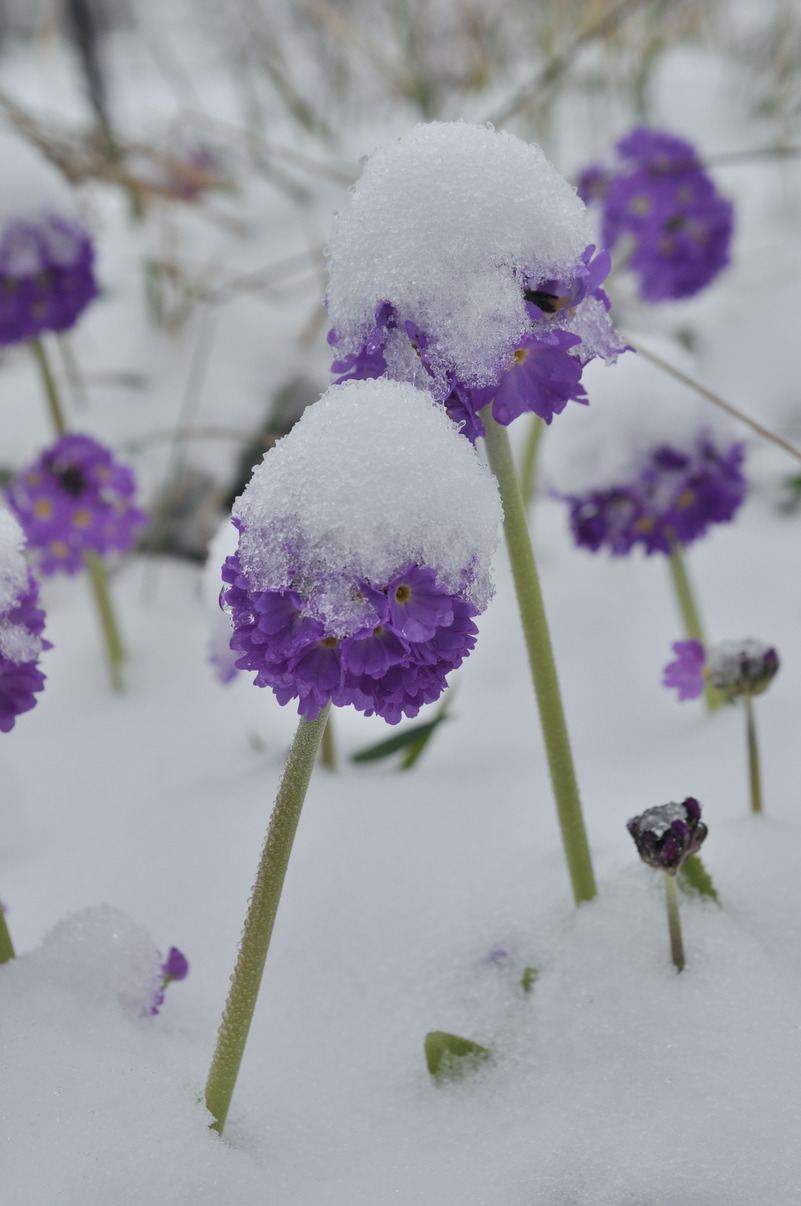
[149,946,190,1015]
[663,639,706,701]
[6,433,146,575]
[0,214,97,345]
[582,126,733,301]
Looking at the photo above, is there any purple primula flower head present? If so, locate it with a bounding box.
[706,638,779,699]
[0,510,50,732]
[222,378,501,722]
[627,797,707,875]
[149,945,190,1014]
[545,342,747,556]
[326,122,625,435]
[0,132,98,344]
[663,639,706,700]
[6,433,146,576]
[581,125,733,301]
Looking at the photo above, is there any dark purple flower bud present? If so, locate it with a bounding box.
[161,946,189,982]
[707,639,779,698]
[663,639,706,701]
[627,797,707,875]
[581,126,733,301]
[6,433,146,575]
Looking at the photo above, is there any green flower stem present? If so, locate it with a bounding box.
[663,870,685,972]
[518,415,546,505]
[320,710,336,770]
[205,702,331,1135]
[0,900,15,964]
[29,336,68,436]
[482,412,596,905]
[666,539,721,713]
[743,694,763,814]
[83,552,126,693]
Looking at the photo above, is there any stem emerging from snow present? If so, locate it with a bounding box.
[205,702,331,1134]
[0,901,15,964]
[743,694,763,814]
[482,412,596,905]
[663,871,685,972]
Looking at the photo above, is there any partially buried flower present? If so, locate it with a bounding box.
[0,132,98,344]
[326,122,626,440]
[627,798,707,875]
[579,126,733,302]
[6,433,146,575]
[221,378,502,723]
[149,945,190,1015]
[0,510,50,732]
[664,637,779,701]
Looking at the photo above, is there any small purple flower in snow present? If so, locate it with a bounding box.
[627,797,707,875]
[663,639,706,700]
[581,126,733,301]
[150,945,190,1014]
[0,511,50,733]
[6,433,146,575]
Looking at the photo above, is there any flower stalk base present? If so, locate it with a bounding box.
[743,694,763,814]
[663,870,685,972]
[205,703,331,1134]
[482,412,596,905]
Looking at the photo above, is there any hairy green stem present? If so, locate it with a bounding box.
[205,703,331,1134]
[482,413,596,904]
[743,694,763,814]
[320,711,336,771]
[29,337,68,436]
[83,552,125,692]
[666,540,721,713]
[663,871,685,972]
[0,900,15,964]
[518,415,546,504]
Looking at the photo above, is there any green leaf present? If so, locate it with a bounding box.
[521,966,540,994]
[350,716,449,764]
[424,1031,492,1082]
[678,853,719,902]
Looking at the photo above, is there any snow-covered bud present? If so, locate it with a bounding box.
[707,639,779,699]
[627,798,707,875]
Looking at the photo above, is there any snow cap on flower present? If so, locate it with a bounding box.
[0,132,98,344]
[580,126,733,302]
[707,639,779,699]
[544,342,746,555]
[204,517,241,683]
[6,433,146,575]
[326,121,625,437]
[627,797,707,875]
[223,377,502,722]
[0,509,49,732]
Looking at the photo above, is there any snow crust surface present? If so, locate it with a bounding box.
[326,121,594,396]
[234,378,502,633]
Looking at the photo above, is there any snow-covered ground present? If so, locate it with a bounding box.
[1,3,800,1203]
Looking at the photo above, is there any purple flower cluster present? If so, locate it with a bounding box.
[664,638,779,702]
[329,245,622,441]
[6,434,146,575]
[564,434,746,556]
[222,553,479,724]
[0,214,97,345]
[627,797,708,875]
[0,568,49,734]
[579,127,733,301]
[149,946,190,1015]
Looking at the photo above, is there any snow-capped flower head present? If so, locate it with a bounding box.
[222,378,502,723]
[579,127,733,302]
[663,637,779,701]
[6,433,146,575]
[544,344,747,556]
[627,797,707,875]
[326,121,626,440]
[0,132,98,345]
[0,510,50,732]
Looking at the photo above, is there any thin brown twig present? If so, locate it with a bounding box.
[629,337,801,465]
[485,0,643,127]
